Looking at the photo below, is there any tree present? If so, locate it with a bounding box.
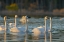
[48,0,53,12]
[24,0,29,9]
[53,0,57,9]
[62,0,64,8]
[36,0,38,9]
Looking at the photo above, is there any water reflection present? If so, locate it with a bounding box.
[0,17,64,42]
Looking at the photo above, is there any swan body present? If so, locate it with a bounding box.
[10,27,20,33]
[0,25,5,31]
[0,25,6,34]
[32,26,50,37]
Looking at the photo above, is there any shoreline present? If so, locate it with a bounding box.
[0,11,64,17]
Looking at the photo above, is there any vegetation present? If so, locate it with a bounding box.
[0,0,64,17]
[0,0,63,11]
[6,3,18,11]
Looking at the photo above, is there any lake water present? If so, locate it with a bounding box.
[0,17,64,42]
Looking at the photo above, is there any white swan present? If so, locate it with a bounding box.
[32,26,50,38]
[32,16,52,40]
[9,15,20,33]
[9,15,27,36]
[9,22,19,33]
[0,16,7,34]
[20,16,28,24]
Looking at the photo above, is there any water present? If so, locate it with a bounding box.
[0,17,64,42]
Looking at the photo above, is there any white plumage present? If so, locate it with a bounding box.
[32,26,50,37]
[10,27,20,33]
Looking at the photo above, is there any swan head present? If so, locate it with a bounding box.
[20,16,28,24]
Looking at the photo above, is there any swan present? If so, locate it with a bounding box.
[9,15,28,36]
[32,26,50,39]
[20,16,28,24]
[9,15,29,41]
[32,16,52,40]
[0,16,7,34]
[9,15,20,33]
